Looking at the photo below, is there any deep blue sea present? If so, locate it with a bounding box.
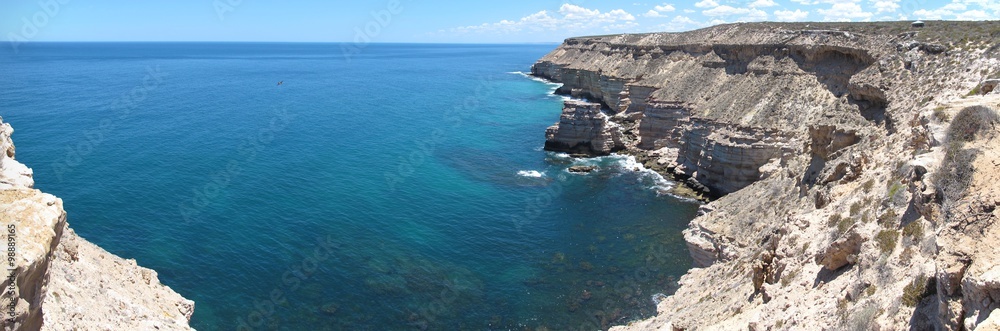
[0,43,699,330]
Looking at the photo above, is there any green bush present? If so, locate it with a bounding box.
[781,268,799,287]
[878,209,898,226]
[937,141,979,205]
[837,217,856,236]
[888,182,905,199]
[850,201,862,216]
[828,213,843,228]
[876,230,898,255]
[968,85,981,96]
[861,179,875,192]
[903,221,925,239]
[934,106,997,207]
[902,275,930,307]
[948,106,998,142]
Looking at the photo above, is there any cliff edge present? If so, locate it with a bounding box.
[534,21,1000,330]
[0,117,194,330]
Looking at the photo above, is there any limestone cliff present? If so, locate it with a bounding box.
[534,21,1000,330]
[0,117,194,330]
[545,100,626,155]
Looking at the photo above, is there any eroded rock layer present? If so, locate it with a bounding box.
[533,22,1000,330]
[544,100,625,156]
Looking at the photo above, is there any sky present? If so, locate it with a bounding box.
[0,0,997,43]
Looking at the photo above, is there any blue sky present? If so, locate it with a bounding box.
[1,0,996,43]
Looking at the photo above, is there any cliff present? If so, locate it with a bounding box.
[0,118,194,330]
[534,21,1000,330]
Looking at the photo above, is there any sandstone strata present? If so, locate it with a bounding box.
[533,22,1000,330]
[545,100,625,156]
[0,117,194,330]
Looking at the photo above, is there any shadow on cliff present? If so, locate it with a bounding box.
[812,263,852,288]
[907,282,939,330]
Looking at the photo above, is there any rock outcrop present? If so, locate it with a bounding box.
[532,21,1000,330]
[544,100,625,156]
[0,122,33,190]
[0,117,194,330]
[982,79,1000,95]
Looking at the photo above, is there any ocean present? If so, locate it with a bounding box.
[0,43,699,330]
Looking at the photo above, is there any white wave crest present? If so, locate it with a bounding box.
[517,170,545,178]
[508,71,562,87]
[586,154,678,193]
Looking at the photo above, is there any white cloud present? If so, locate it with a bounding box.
[749,0,779,8]
[817,3,873,21]
[900,0,1000,21]
[672,15,699,25]
[912,1,1000,20]
[703,5,769,21]
[793,0,872,5]
[942,2,967,11]
[606,21,641,30]
[644,10,667,17]
[650,15,705,32]
[960,0,1000,14]
[670,15,705,31]
[447,4,637,35]
[645,3,676,18]
[913,7,956,20]
[604,9,638,21]
[654,4,676,12]
[956,9,992,20]
[694,0,719,8]
[871,0,899,13]
[774,9,810,21]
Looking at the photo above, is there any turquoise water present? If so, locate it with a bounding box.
[1,43,699,330]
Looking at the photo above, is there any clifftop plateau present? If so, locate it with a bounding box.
[1,118,194,330]
[533,21,1000,330]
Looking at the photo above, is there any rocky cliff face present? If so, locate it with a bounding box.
[545,100,626,156]
[0,118,194,330]
[534,22,1000,330]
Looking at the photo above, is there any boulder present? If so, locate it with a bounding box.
[544,100,625,156]
[815,231,863,271]
[981,79,1000,95]
[568,166,598,173]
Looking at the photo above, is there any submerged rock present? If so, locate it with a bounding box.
[320,303,340,315]
[568,166,598,173]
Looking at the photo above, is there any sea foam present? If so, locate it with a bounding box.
[517,170,545,178]
[569,154,682,196]
[509,71,564,97]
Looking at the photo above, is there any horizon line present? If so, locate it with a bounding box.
[11,41,565,45]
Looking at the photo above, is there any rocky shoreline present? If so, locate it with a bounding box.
[538,96,727,201]
[533,22,1000,330]
[0,118,194,330]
